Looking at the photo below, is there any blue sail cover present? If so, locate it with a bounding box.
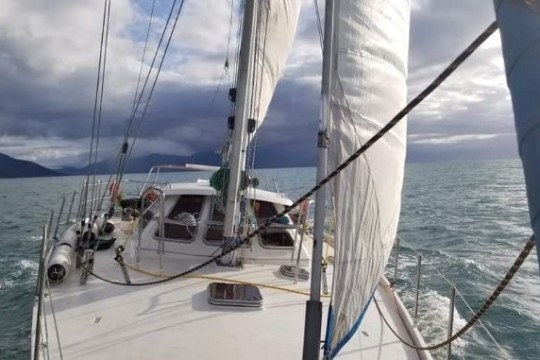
[493,0,540,266]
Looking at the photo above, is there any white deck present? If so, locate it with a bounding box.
[37,233,431,360]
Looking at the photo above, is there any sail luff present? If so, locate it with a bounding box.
[251,0,302,129]
[492,0,540,267]
[302,0,335,358]
[325,0,410,357]
[222,1,301,241]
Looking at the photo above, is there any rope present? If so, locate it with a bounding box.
[374,236,535,351]
[121,260,330,298]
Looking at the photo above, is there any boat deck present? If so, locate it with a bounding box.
[37,239,431,359]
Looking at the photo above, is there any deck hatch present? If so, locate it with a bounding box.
[207,282,263,307]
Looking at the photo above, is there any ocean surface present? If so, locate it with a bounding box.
[0,159,538,359]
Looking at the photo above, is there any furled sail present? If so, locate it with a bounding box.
[325,1,410,357]
[493,0,540,267]
[250,0,301,128]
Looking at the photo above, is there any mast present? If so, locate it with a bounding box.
[222,0,258,245]
[302,0,334,358]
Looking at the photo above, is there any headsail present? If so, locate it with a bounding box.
[493,0,540,267]
[251,0,301,128]
[325,1,410,357]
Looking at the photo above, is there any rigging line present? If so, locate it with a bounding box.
[86,22,499,288]
[131,0,157,114]
[313,0,324,49]
[226,0,235,65]
[124,0,180,136]
[109,0,182,186]
[116,0,186,188]
[207,2,234,118]
[92,0,113,216]
[374,236,534,352]
[84,0,110,220]
[45,276,64,360]
[123,0,187,172]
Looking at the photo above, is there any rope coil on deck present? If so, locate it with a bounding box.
[375,236,535,351]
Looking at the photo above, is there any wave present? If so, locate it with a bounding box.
[19,259,38,271]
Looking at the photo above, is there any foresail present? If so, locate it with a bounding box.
[493,0,540,267]
[325,1,410,357]
[251,0,301,128]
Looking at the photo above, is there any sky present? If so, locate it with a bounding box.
[0,0,519,168]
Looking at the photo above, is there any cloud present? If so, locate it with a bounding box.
[0,0,520,168]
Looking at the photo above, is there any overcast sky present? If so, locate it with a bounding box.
[0,0,518,168]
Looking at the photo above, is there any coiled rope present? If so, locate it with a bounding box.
[374,236,535,351]
[120,260,330,298]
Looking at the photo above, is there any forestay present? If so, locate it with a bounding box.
[250,0,301,127]
[493,0,540,267]
[325,1,410,357]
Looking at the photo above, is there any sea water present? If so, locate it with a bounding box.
[0,159,538,359]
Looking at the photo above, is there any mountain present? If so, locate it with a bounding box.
[57,152,223,175]
[57,149,316,176]
[0,153,61,178]
[0,147,316,179]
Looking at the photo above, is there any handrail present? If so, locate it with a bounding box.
[389,237,509,359]
[140,165,186,196]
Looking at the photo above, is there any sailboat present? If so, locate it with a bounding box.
[30,0,539,359]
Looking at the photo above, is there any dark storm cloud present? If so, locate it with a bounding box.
[0,0,521,167]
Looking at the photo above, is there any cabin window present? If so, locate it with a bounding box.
[155,195,203,241]
[259,229,294,247]
[205,201,225,244]
[252,200,295,248]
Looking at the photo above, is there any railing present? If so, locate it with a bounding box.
[389,237,509,359]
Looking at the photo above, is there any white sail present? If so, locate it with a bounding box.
[251,0,301,127]
[492,0,540,266]
[325,0,410,357]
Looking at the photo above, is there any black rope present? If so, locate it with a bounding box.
[374,236,535,351]
[84,22,499,286]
